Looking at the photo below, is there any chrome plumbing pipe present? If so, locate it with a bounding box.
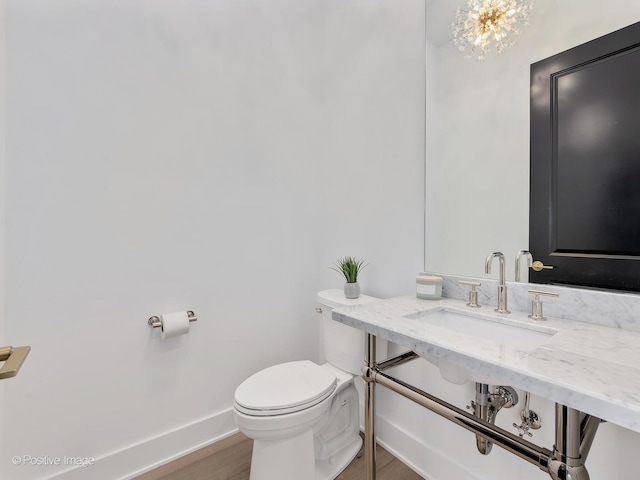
[475,383,493,455]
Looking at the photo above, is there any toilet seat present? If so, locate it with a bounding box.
[234,360,337,416]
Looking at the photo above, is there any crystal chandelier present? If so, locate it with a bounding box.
[452,0,533,60]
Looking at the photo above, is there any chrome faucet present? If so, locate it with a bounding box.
[485,252,510,314]
[515,250,533,282]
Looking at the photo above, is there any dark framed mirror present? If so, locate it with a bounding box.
[530,22,640,292]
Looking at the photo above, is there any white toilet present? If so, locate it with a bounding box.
[233,289,384,480]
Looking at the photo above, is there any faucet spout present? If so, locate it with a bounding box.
[485,252,510,314]
[515,250,533,282]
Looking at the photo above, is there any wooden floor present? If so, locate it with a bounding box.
[135,432,423,480]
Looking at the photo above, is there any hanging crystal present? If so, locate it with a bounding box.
[452,0,533,60]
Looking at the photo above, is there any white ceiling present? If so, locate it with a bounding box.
[426,0,468,46]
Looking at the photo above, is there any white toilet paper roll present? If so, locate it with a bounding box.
[160,311,190,340]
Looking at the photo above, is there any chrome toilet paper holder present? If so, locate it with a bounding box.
[148,311,198,328]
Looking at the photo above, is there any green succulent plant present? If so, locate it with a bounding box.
[330,256,368,283]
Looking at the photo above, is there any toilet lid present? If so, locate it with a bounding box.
[234,360,337,416]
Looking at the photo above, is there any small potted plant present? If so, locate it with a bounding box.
[331,256,368,299]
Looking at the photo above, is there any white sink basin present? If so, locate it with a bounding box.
[404,308,556,351]
[403,308,557,384]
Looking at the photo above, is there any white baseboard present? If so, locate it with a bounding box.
[49,409,237,480]
[373,413,481,480]
[47,407,477,480]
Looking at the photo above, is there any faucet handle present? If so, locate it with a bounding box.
[527,289,559,321]
[458,281,481,308]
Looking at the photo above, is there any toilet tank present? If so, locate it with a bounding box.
[317,289,387,375]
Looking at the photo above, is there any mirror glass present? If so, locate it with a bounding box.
[424,1,639,282]
[529,22,640,292]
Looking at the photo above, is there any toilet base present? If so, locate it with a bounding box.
[249,429,315,480]
[248,430,362,480]
[315,435,362,480]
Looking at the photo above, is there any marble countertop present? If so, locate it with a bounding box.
[333,296,640,433]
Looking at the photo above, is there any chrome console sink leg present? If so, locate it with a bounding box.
[363,333,377,480]
[548,404,592,480]
[579,414,602,461]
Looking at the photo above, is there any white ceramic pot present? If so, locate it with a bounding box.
[344,282,360,299]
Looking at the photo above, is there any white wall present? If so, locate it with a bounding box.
[7,2,636,480]
[1,1,425,479]
[407,2,640,480]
